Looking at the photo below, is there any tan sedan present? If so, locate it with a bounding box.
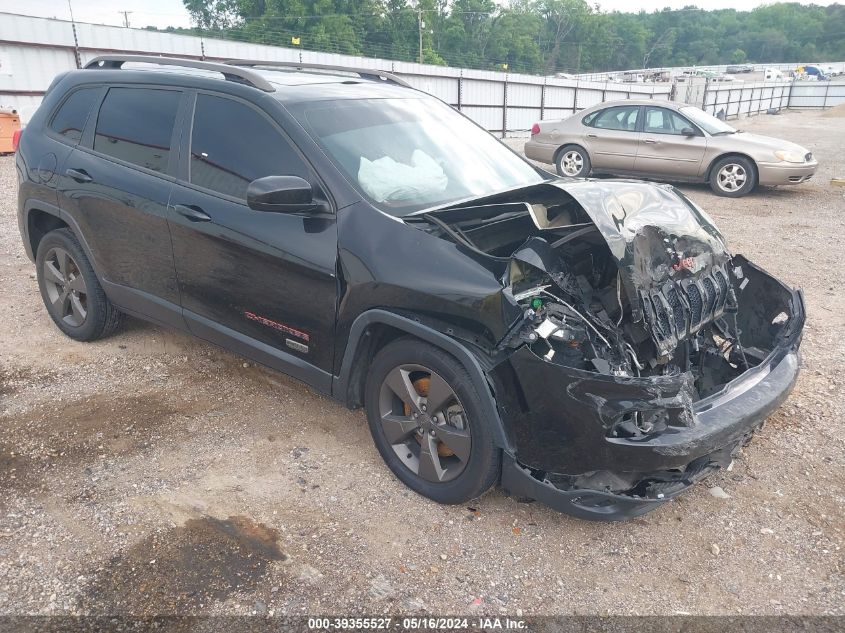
[524,100,818,197]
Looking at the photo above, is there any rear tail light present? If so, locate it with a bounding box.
[12,129,21,151]
[530,123,540,136]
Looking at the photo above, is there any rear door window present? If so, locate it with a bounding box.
[188,93,310,201]
[93,87,181,173]
[50,88,99,143]
[589,106,640,132]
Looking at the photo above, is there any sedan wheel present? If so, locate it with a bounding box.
[555,145,591,177]
[378,364,471,483]
[709,155,756,197]
[560,151,584,176]
[716,163,747,193]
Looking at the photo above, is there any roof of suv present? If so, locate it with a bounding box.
[81,56,418,104]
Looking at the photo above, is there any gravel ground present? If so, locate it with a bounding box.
[0,108,843,618]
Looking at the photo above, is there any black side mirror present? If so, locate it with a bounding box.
[247,175,324,213]
[681,127,698,137]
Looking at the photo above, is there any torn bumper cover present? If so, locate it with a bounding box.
[495,283,804,521]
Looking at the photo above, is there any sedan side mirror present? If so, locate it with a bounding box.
[247,175,325,213]
[681,127,698,137]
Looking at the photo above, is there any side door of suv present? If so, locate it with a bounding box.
[167,91,338,390]
[57,85,185,327]
[633,106,707,179]
[582,105,641,172]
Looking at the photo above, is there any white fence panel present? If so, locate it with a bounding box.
[575,88,604,109]
[543,107,576,120]
[401,75,458,104]
[0,45,76,91]
[824,85,845,106]
[460,106,503,132]
[507,82,543,107]
[507,107,543,134]
[462,79,504,106]
[0,13,76,46]
[544,85,576,109]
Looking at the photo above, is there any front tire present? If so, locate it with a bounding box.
[35,228,122,341]
[364,338,500,505]
[555,145,591,177]
[709,156,757,197]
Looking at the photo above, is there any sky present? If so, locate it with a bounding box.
[0,0,839,30]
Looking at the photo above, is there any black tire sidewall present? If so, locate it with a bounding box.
[556,145,591,177]
[35,229,110,341]
[364,339,500,505]
[709,156,756,197]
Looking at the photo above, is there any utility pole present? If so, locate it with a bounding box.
[118,10,132,28]
[67,0,81,68]
[417,8,424,65]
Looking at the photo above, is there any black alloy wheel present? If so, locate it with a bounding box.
[35,228,123,341]
[377,363,472,483]
[364,339,500,505]
[42,246,89,328]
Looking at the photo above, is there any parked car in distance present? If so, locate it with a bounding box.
[764,67,785,81]
[726,64,754,74]
[17,57,805,521]
[525,99,818,197]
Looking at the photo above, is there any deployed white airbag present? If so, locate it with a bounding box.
[358,150,448,203]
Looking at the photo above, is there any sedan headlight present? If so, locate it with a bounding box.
[774,150,806,163]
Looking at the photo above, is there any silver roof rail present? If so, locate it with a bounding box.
[225,59,411,88]
[84,55,276,92]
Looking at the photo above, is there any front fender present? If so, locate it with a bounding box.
[333,309,514,452]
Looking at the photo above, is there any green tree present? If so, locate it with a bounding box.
[178,0,845,74]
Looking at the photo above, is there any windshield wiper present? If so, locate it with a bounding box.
[711,130,737,136]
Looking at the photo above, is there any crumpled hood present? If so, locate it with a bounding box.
[548,179,731,320]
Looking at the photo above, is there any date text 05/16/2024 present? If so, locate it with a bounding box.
[307,617,527,630]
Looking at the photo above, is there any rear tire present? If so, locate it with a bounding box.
[709,155,757,197]
[364,338,500,505]
[35,228,122,341]
[555,145,591,177]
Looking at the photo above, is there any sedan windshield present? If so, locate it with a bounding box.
[680,106,737,135]
[297,97,546,215]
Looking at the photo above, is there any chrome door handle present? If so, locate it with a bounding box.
[643,138,657,144]
[586,133,598,138]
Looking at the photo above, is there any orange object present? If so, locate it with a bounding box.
[0,110,21,153]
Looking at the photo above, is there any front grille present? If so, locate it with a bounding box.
[654,299,672,339]
[714,269,728,305]
[667,287,686,338]
[702,277,717,315]
[687,284,703,325]
[641,264,731,357]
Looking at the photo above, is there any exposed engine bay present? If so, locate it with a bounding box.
[412,180,796,415]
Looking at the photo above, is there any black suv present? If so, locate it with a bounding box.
[16,56,804,520]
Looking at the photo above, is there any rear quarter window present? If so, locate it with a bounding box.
[49,88,99,143]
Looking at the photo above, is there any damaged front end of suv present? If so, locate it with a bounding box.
[407,179,804,520]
